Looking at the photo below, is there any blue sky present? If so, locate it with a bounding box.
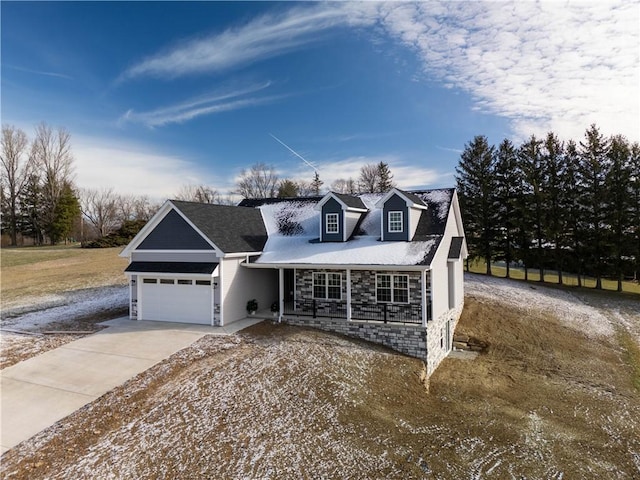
[2,1,638,200]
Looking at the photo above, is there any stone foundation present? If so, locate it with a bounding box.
[280,316,428,361]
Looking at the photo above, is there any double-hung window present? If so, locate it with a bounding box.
[376,274,409,303]
[388,211,403,233]
[325,213,339,234]
[313,272,342,300]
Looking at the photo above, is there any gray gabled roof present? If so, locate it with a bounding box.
[396,188,427,207]
[331,192,367,210]
[171,201,268,253]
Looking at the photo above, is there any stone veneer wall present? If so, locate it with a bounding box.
[425,302,464,376]
[280,316,428,361]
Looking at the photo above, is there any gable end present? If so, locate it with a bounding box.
[137,209,214,250]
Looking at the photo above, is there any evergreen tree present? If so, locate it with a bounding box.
[18,173,44,245]
[47,182,81,244]
[277,179,299,198]
[493,139,520,278]
[310,171,323,196]
[562,140,584,286]
[376,161,395,193]
[518,135,546,281]
[455,135,497,274]
[630,142,640,282]
[542,132,566,284]
[605,135,632,291]
[578,124,610,289]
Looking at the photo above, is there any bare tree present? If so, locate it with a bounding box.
[331,177,358,194]
[235,162,279,199]
[175,184,221,203]
[30,123,75,243]
[80,187,120,238]
[358,163,379,193]
[1,125,32,245]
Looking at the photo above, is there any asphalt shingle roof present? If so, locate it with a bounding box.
[448,237,464,259]
[331,192,367,210]
[171,201,268,253]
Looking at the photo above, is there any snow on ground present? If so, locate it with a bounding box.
[1,285,128,331]
[465,273,616,337]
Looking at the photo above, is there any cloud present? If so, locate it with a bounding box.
[119,81,276,127]
[118,4,376,82]
[73,136,233,200]
[284,155,443,191]
[373,1,639,141]
[4,64,73,80]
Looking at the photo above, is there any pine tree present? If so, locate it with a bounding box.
[455,135,497,275]
[47,182,81,244]
[578,124,610,289]
[605,135,632,292]
[562,140,584,286]
[310,171,323,196]
[18,173,44,245]
[542,132,566,284]
[630,142,640,282]
[494,139,520,278]
[518,135,546,281]
[376,162,395,193]
[277,179,299,198]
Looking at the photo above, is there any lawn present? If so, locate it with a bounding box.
[1,274,638,478]
[1,246,128,307]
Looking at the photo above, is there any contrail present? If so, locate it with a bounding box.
[269,133,318,173]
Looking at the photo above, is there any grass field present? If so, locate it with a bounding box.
[1,246,128,307]
[1,275,639,478]
[467,259,640,294]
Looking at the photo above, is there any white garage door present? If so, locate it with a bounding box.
[140,278,212,324]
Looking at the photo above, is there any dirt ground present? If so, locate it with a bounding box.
[1,289,638,479]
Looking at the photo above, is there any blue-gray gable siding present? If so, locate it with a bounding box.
[382,193,409,241]
[321,198,343,242]
[137,209,214,250]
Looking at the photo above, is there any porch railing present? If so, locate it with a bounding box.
[283,300,428,325]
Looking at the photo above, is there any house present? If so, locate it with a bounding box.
[120,188,467,377]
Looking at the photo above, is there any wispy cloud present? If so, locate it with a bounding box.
[73,135,232,200]
[5,64,73,80]
[119,81,277,127]
[374,1,639,141]
[118,4,376,82]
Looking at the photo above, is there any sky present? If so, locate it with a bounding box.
[2,1,638,201]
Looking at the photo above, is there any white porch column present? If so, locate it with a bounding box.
[346,269,352,321]
[421,269,428,327]
[278,268,284,322]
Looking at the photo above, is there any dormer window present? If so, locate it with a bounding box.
[388,211,403,233]
[326,213,339,234]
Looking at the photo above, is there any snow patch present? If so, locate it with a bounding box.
[465,274,614,337]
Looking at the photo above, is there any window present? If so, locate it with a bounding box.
[195,280,211,286]
[325,213,339,234]
[388,211,403,233]
[313,272,342,299]
[143,278,157,284]
[160,279,174,285]
[177,279,192,285]
[376,274,409,303]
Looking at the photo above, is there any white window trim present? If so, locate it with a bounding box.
[388,211,403,233]
[325,213,339,234]
[375,273,410,304]
[312,272,342,300]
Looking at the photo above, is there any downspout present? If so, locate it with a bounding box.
[278,268,284,323]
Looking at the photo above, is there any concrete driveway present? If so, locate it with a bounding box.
[0,316,262,454]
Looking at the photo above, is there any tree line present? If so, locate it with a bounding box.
[456,124,640,291]
[1,124,157,246]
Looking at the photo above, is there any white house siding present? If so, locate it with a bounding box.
[221,257,278,325]
[344,210,361,240]
[408,206,422,240]
[131,251,218,263]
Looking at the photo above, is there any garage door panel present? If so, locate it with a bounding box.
[141,281,211,324]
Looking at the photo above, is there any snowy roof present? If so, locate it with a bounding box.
[245,189,455,267]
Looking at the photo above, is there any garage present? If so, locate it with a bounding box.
[140,277,213,324]
[125,261,219,325]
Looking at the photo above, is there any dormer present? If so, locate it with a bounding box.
[375,188,428,241]
[316,192,368,242]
